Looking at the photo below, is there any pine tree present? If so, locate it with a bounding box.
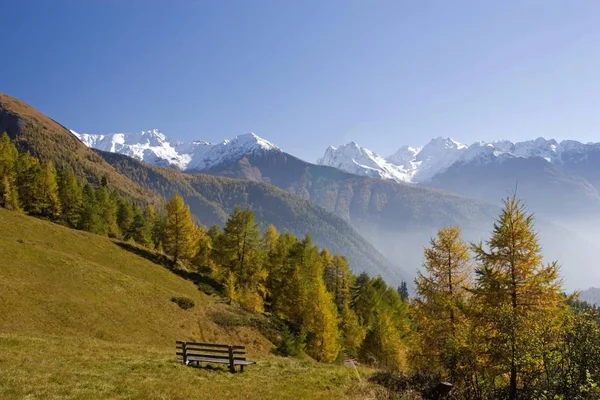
[471,196,563,399]
[163,194,198,265]
[397,281,409,302]
[57,164,83,227]
[411,226,472,379]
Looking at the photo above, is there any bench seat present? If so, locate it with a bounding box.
[186,356,255,365]
[176,340,255,372]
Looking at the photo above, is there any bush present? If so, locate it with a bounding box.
[275,328,306,358]
[170,296,195,310]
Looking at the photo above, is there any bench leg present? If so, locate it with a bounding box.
[240,365,244,373]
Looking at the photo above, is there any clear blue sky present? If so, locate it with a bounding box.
[3,0,600,161]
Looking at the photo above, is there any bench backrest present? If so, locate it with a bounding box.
[176,341,247,364]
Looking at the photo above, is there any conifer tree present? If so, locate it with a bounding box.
[34,160,61,218]
[163,194,199,265]
[116,198,135,238]
[213,207,266,311]
[289,235,340,362]
[266,232,297,314]
[411,226,472,379]
[0,133,20,210]
[15,152,40,213]
[95,186,119,237]
[471,196,563,399]
[130,205,155,246]
[398,281,409,302]
[79,184,104,234]
[57,164,83,227]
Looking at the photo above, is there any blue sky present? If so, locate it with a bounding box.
[3,0,600,161]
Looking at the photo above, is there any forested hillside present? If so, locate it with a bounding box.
[98,150,406,284]
[0,93,156,203]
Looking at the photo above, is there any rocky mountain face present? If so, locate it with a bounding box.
[319,137,600,219]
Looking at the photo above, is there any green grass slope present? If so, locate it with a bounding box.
[0,208,273,349]
[0,209,383,399]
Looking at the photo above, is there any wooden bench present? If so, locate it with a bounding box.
[176,341,255,373]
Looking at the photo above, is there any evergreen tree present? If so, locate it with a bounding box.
[411,226,472,380]
[57,164,83,227]
[397,281,409,302]
[471,196,563,399]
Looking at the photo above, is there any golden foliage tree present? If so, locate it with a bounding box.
[411,226,472,379]
[164,194,199,265]
[471,196,563,399]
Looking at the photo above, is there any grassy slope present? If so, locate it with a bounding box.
[0,209,380,399]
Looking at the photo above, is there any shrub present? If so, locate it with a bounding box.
[170,296,195,310]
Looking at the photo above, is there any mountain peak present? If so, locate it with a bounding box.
[229,132,280,152]
[72,129,281,171]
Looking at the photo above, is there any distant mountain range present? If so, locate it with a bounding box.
[4,94,599,290]
[70,129,600,290]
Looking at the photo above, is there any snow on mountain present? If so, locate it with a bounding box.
[71,130,280,171]
[317,142,413,182]
[318,137,600,184]
[317,137,468,183]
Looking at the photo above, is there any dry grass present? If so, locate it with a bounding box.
[0,209,394,399]
[0,334,386,400]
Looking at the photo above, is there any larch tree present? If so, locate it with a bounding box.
[471,196,563,399]
[411,226,472,379]
[0,133,20,210]
[34,160,61,218]
[57,164,83,227]
[164,194,199,265]
[213,207,266,312]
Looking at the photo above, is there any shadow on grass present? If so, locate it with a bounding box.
[114,241,223,296]
[182,362,233,373]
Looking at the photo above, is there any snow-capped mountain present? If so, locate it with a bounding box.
[318,137,599,184]
[318,142,414,182]
[72,129,280,171]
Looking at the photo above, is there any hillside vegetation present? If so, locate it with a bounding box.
[0,209,382,399]
[99,150,406,284]
[0,92,157,204]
